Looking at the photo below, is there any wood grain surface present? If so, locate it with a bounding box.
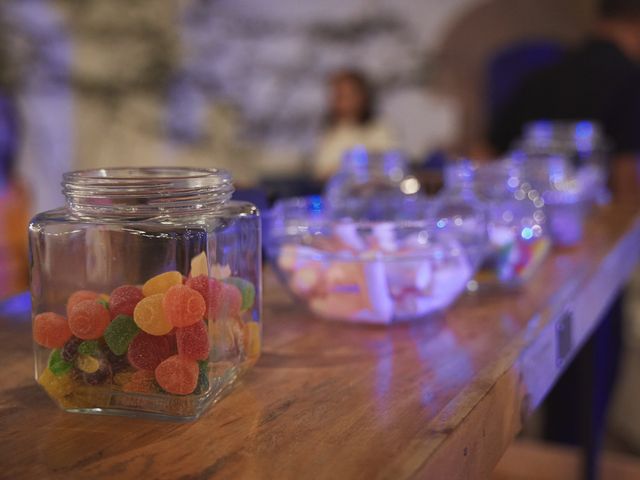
[1,202,639,480]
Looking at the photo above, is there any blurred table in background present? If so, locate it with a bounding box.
[1,201,639,479]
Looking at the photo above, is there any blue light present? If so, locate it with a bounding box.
[575,121,594,140]
[308,195,323,213]
[436,219,446,229]
[521,227,533,240]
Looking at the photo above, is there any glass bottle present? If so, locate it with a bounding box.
[29,167,261,420]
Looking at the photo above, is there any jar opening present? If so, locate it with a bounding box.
[63,167,234,216]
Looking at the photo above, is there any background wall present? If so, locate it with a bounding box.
[1,0,594,212]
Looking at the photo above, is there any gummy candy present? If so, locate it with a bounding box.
[122,370,158,393]
[113,370,135,387]
[33,312,73,348]
[76,353,101,373]
[48,349,72,376]
[176,321,210,360]
[142,271,183,297]
[109,285,144,319]
[66,290,100,317]
[243,321,261,359]
[104,314,140,355]
[78,340,101,356]
[39,368,75,400]
[155,355,199,395]
[211,281,242,319]
[68,300,110,340]
[127,332,175,371]
[224,277,255,313]
[133,294,173,335]
[195,360,209,395]
[61,336,83,362]
[106,350,130,373]
[190,251,209,277]
[163,285,206,328]
[83,365,111,385]
[185,275,210,307]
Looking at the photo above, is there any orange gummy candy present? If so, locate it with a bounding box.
[142,271,183,297]
[122,370,157,394]
[33,312,72,348]
[66,290,100,317]
[163,285,206,328]
[154,355,199,395]
[133,294,173,335]
[68,300,111,340]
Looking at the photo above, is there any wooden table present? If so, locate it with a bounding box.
[2,203,639,480]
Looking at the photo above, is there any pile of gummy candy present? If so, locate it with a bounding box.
[33,253,259,410]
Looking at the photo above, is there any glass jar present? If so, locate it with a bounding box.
[324,147,421,221]
[433,160,488,272]
[475,161,550,287]
[29,168,261,420]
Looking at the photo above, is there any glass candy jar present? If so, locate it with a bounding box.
[324,147,421,221]
[433,160,488,272]
[474,161,550,287]
[29,168,261,420]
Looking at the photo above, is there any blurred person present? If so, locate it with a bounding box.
[488,0,640,199]
[313,69,396,180]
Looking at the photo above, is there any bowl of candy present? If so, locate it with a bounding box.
[266,196,473,324]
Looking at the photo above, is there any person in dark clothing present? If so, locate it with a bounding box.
[489,0,640,198]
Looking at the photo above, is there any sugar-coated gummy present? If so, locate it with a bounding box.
[76,353,102,373]
[190,251,209,277]
[39,368,75,401]
[212,281,242,319]
[133,294,173,335]
[109,285,144,319]
[127,332,176,371]
[224,277,255,312]
[66,290,100,317]
[163,285,206,328]
[33,312,73,348]
[195,360,209,395]
[78,340,101,356]
[176,321,210,360]
[106,350,130,373]
[68,300,110,340]
[62,337,83,362]
[104,314,140,355]
[142,271,183,297]
[48,349,73,376]
[185,275,210,308]
[154,355,199,395]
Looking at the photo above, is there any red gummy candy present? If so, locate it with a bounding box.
[109,285,144,319]
[155,355,199,395]
[211,281,242,319]
[127,332,176,371]
[33,312,72,348]
[66,290,100,318]
[163,285,206,328]
[185,275,209,306]
[176,321,210,360]
[68,300,110,340]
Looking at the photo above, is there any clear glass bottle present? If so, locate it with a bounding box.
[324,147,421,221]
[29,168,261,420]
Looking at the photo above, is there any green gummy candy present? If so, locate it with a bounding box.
[104,315,140,355]
[225,277,255,312]
[97,298,110,310]
[195,360,209,395]
[48,349,72,376]
[78,340,101,356]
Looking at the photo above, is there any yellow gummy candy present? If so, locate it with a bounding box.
[190,252,209,277]
[134,293,173,335]
[243,322,261,359]
[39,368,75,400]
[142,271,182,297]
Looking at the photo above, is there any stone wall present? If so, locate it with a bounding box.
[1,0,593,212]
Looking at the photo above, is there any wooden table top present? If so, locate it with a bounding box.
[2,202,640,480]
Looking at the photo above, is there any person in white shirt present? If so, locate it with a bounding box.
[313,70,396,180]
